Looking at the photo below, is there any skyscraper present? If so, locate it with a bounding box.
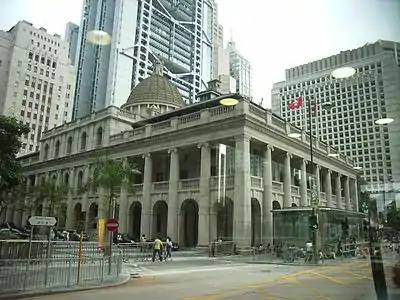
[0,21,76,155]
[227,40,252,98]
[73,0,214,120]
[64,22,79,66]
[271,40,400,192]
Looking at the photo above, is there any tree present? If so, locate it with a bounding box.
[359,191,370,213]
[33,179,69,214]
[85,157,140,217]
[0,115,30,215]
[386,201,400,231]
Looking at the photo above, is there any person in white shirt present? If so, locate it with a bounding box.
[305,240,313,262]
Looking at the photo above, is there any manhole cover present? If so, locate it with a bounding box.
[260,270,271,273]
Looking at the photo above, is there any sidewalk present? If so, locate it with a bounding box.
[0,268,131,300]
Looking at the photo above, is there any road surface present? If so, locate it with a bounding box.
[20,257,399,300]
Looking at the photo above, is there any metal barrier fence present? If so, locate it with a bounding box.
[117,242,172,262]
[208,241,236,257]
[0,254,123,293]
[0,240,103,260]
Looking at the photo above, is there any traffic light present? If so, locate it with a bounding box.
[309,215,318,230]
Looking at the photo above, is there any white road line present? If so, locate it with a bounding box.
[139,264,263,277]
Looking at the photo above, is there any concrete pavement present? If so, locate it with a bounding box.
[18,258,395,300]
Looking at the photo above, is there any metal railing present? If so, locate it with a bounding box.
[0,254,123,294]
[208,241,236,257]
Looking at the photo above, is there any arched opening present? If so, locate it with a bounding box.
[66,137,73,154]
[96,127,103,146]
[291,203,297,207]
[77,171,83,192]
[128,202,141,239]
[36,204,43,216]
[54,140,60,158]
[180,199,199,247]
[251,198,262,246]
[43,144,49,160]
[216,198,234,241]
[88,203,98,230]
[74,203,85,231]
[152,201,168,239]
[272,200,282,245]
[80,132,87,150]
[64,173,69,185]
[57,203,67,229]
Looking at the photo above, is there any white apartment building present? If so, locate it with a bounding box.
[0,21,76,155]
[73,0,214,119]
[227,40,252,98]
[65,22,79,66]
[271,40,400,195]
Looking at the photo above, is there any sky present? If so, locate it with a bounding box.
[0,0,399,107]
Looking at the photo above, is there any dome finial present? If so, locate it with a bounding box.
[153,60,164,76]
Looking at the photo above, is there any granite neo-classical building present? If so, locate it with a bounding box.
[5,62,363,248]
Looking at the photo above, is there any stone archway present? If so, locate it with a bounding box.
[251,198,262,247]
[74,203,85,231]
[180,199,199,247]
[129,201,141,240]
[88,203,98,230]
[56,203,67,229]
[272,200,282,245]
[152,201,168,239]
[216,198,234,241]
[35,204,43,216]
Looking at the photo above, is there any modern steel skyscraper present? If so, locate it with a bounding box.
[64,22,79,66]
[227,40,252,98]
[271,40,400,193]
[72,0,213,120]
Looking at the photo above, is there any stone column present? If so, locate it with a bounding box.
[300,159,307,207]
[21,177,32,226]
[335,173,342,209]
[315,165,321,202]
[283,152,292,208]
[262,145,274,245]
[118,184,129,234]
[65,168,75,230]
[344,176,351,210]
[233,135,251,247]
[353,179,359,212]
[167,148,179,241]
[81,166,89,212]
[30,175,39,217]
[325,170,332,207]
[198,143,211,246]
[141,153,152,238]
[41,173,50,216]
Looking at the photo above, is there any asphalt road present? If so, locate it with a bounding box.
[19,257,399,300]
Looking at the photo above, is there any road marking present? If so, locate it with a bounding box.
[284,277,332,300]
[343,270,372,280]
[181,269,315,299]
[309,271,357,287]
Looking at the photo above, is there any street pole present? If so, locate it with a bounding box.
[368,198,388,300]
[306,94,318,264]
[107,194,114,275]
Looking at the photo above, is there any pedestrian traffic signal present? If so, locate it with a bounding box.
[309,215,318,230]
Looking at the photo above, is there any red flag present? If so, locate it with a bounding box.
[314,98,318,114]
[288,96,303,110]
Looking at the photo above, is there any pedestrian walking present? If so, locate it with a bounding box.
[152,236,163,262]
[165,237,173,261]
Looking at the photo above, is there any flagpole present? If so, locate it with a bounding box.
[306,93,318,264]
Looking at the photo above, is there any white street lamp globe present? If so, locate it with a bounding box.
[86,30,112,46]
[375,118,394,125]
[328,153,339,157]
[220,98,239,106]
[353,166,362,170]
[331,67,356,79]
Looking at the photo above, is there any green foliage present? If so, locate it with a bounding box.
[0,115,30,192]
[359,191,370,213]
[85,157,140,214]
[32,179,69,212]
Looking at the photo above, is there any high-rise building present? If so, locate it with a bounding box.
[73,0,214,120]
[210,0,236,94]
[65,22,79,66]
[227,40,252,98]
[0,20,76,156]
[271,40,400,193]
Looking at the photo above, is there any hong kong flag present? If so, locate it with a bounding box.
[288,96,303,110]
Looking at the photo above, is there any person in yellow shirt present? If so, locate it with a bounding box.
[152,236,163,262]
